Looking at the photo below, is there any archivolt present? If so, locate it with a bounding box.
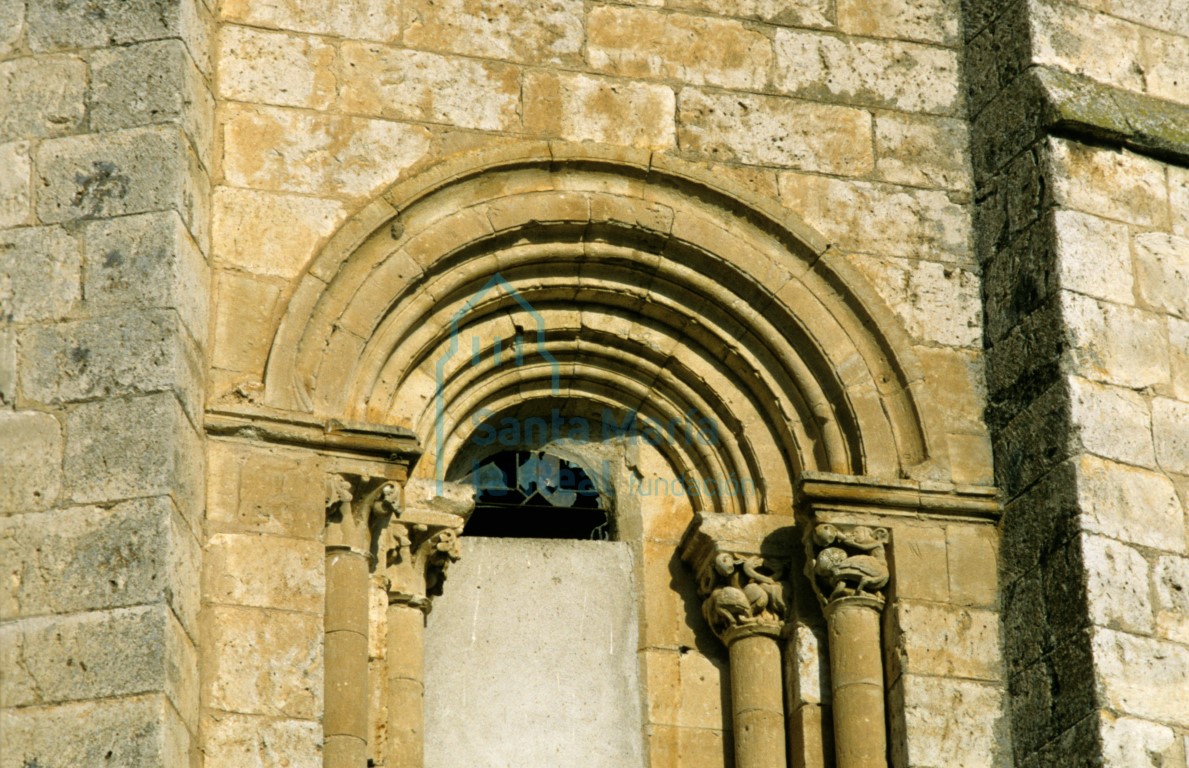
[262,143,942,514]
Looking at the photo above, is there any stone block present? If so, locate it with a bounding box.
[1100,713,1182,768]
[893,601,1000,681]
[206,605,322,719]
[773,29,961,115]
[341,44,520,132]
[212,188,342,281]
[1171,317,1189,400]
[0,55,87,142]
[874,112,971,191]
[80,211,209,344]
[1052,209,1134,305]
[18,309,203,421]
[789,622,827,705]
[27,0,193,51]
[1152,397,1189,475]
[1153,556,1189,645]
[1140,27,1189,104]
[1068,376,1155,468]
[221,0,401,40]
[1031,1,1145,95]
[587,6,771,90]
[201,712,321,768]
[0,409,62,514]
[0,326,13,406]
[836,0,960,45]
[220,104,431,199]
[946,523,999,607]
[0,694,188,768]
[0,225,81,323]
[993,383,1072,496]
[848,255,982,347]
[1172,166,1189,237]
[204,533,322,614]
[63,393,203,515]
[210,270,284,374]
[1092,627,1189,726]
[1075,454,1185,553]
[889,523,950,602]
[1133,232,1188,319]
[1082,535,1153,633]
[206,441,326,540]
[1062,293,1169,389]
[89,39,214,171]
[668,0,829,26]
[0,604,195,720]
[35,126,206,232]
[0,497,200,634]
[777,173,969,262]
[402,0,583,65]
[219,25,335,110]
[524,71,676,149]
[0,140,30,227]
[679,89,873,175]
[898,675,1007,766]
[0,0,21,57]
[646,724,730,768]
[1048,139,1169,227]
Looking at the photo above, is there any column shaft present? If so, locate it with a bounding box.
[728,630,789,768]
[386,602,426,768]
[324,547,371,768]
[826,599,887,768]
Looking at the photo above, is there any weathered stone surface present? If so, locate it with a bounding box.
[1141,27,1189,105]
[778,173,969,262]
[1048,139,1170,227]
[0,0,21,57]
[1075,454,1186,553]
[80,211,209,344]
[1052,210,1134,305]
[402,0,583,65]
[1171,166,1189,237]
[668,0,829,26]
[0,604,195,717]
[1152,397,1189,475]
[0,497,199,632]
[221,105,432,198]
[588,6,772,90]
[221,0,401,40]
[679,89,873,175]
[1068,377,1155,468]
[0,410,62,514]
[206,441,326,540]
[202,712,321,768]
[1133,232,1188,318]
[206,605,322,719]
[0,327,13,406]
[219,25,335,110]
[1082,535,1153,633]
[1100,713,1182,768]
[1092,627,1189,725]
[891,523,950,602]
[0,140,30,227]
[0,225,81,323]
[946,523,999,607]
[897,675,1007,767]
[874,112,971,190]
[0,55,87,142]
[1030,1,1148,94]
[1153,556,1189,645]
[212,188,343,280]
[19,309,202,420]
[774,29,961,114]
[63,393,202,509]
[36,126,206,228]
[210,270,285,374]
[849,255,982,347]
[341,44,520,131]
[26,0,194,51]
[1062,293,1169,389]
[837,0,960,45]
[0,694,189,768]
[1171,317,1189,400]
[204,533,322,614]
[894,602,1000,681]
[525,72,676,149]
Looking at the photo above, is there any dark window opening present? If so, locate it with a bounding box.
[464,450,609,539]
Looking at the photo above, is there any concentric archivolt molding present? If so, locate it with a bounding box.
[261,142,945,514]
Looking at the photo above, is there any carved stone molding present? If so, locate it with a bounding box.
[806,523,890,609]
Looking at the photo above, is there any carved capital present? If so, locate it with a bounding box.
[377,479,473,613]
[806,523,890,608]
[324,473,392,555]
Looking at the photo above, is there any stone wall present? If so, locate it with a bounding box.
[0,1,213,765]
[965,0,1189,764]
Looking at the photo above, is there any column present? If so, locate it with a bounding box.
[806,523,890,768]
[378,480,473,768]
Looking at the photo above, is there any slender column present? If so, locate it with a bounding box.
[807,524,890,768]
[323,474,382,768]
[377,480,472,768]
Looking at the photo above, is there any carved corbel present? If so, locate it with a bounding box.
[806,523,890,609]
